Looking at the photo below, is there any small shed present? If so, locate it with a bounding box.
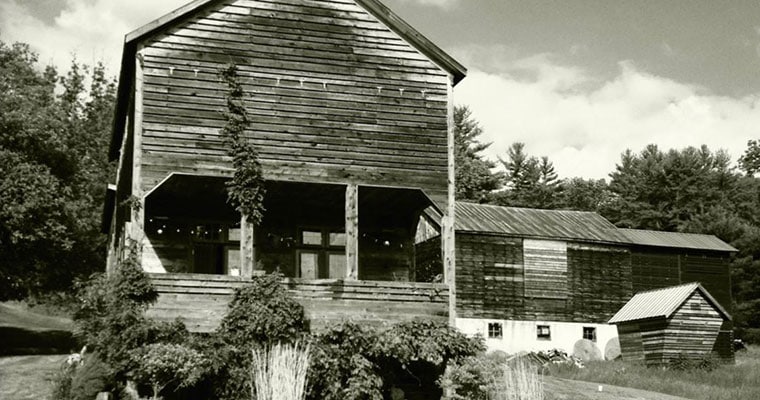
[609,282,732,366]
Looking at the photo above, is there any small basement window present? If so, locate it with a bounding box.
[488,322,503,339]
[583,326,597,342]
[537,325,551,340]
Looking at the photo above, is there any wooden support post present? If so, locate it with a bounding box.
[444,78,457,327]
[128,48,146,263]
[345,183,359,280]
[240,215,255,278]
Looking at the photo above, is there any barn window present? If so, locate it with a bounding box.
[537,325,551,340]
[583,326,597,342]
[488,322,503,339]
[297,228,346,279]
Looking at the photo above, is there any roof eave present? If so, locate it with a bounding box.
[355,0,467,85]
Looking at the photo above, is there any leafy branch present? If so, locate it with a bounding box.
[219,64,266,223]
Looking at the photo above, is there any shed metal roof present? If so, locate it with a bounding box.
[454,202,628,245]
[608,282,731,324]
[619,228,737,253]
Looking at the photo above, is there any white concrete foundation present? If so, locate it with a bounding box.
[456,318,620,360]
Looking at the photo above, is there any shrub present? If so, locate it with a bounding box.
[217,272,306,346]
[440,355,502,400]
[128,343,207,400]
[308,322,384,400]
[52,350,114,400]
[250,342,311,400]
[207,273,308,400]
[307,320,485,400]
[72,242,190,394]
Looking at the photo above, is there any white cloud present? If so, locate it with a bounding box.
[453,49,760,179]
[395,0,460,9]
[0,0,186,75]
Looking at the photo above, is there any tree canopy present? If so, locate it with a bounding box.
[0,38,115,300]
[453,105,503,202]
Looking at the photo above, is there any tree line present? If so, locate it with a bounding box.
[0,39,115,300]
[456,104,760,341]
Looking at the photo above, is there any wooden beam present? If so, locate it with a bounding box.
[346,183,359,280]
[444,77,456,327]
[240,214,255,278]
[129,48,146,257]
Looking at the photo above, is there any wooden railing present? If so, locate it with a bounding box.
[146,273,449,332]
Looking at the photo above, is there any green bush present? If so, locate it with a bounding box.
[440,355,502,400]
[217,272,306,346]
[308,322,384,400]
[204,273,308,400]
[307,320,485,400]
[52,351,114,400]
[128,343,207,400]
[71,243,190,395]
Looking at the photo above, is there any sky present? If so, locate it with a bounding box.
[1,0,758,179]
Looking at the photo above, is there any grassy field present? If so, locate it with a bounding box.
[546,347,760,400]
[0,355,67,400]
[0,301,73,331]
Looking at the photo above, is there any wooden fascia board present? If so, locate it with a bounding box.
[354,0,467,84]
[695,284,733,322]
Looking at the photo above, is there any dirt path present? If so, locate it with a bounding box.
[545,376,691,400]
[0,355,67,400]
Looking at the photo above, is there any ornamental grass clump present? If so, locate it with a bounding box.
[250,341,311,400]
[498,360,544,400]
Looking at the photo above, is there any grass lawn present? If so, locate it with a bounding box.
[0,301,73,331]
[0,355,67,400]
[546,346,760,400]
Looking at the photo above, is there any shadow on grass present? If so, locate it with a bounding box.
[0,326,78,355]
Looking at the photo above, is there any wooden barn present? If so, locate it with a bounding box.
[102,0,466,332]
[437,202,736,361]
[609,283,732,366]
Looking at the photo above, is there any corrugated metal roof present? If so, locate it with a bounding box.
[619,228,737,253]
[455,202,629,244]
[608,282,731,324]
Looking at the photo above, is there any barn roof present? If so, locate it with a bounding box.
[109,0,467,160]
[608,282,731,324]
[454,202,628,245]
[618,228,737,253]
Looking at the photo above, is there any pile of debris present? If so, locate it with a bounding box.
[509,348,585,370]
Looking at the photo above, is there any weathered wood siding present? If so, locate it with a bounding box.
[616,318,668,364]
[523,239,567,299]
[630,248,733,361]
[146,273,449,332]
[617,292,725,366]
[455,234,523,319]
[137,0,450,208]
[455,233,630,323]
[662,291,723,364]
[567,243,632,322]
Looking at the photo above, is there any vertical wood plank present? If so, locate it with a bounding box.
[346,183,359,280]
[240,215,255,278]
[130,48,146,258]
[444,77,456,327]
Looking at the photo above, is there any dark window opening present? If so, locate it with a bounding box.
[583,326,597,342]
[537,325,551,340]
[488,322,503,339]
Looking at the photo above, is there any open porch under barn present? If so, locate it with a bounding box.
[137,174,448,331]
